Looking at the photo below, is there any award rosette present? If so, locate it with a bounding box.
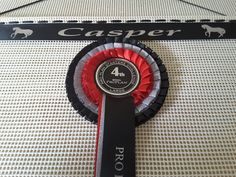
[66,38,169,177]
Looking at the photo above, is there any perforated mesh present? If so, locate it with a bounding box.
[0,0,235,17]
[187,0,236,15]
[0,38,235,176]
[0,0,35,14]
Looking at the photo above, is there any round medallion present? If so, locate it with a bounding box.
[95,58,140,96]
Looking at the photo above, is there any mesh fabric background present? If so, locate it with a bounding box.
[0,0,235,16]
[0,17,236,176]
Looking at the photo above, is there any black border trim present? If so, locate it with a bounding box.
[1,21,236,40]
[1,18,235,24]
